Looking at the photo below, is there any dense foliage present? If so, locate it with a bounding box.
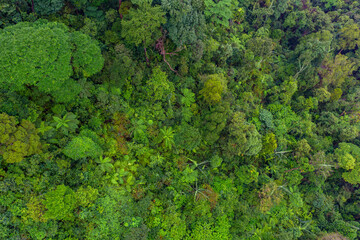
[1,0,360,239]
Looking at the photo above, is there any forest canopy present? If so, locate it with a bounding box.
[1,0,360,239]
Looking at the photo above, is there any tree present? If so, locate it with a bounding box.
[70,31,104,77]
[146,67,175,103]
[317,112,359,142]
[338,23,360,50]
[157,126,175,150]
[63,132,103,160]
[42,185,76,221]
[121,0,166,62]
[180,88,196,122]
[175,123,202,151]
[0,20,104,102]
[52,112,79,135]
[293,30,332,90]
[161,0,205,47]
[95,156,114,173]
[75,186,99,207]
[318,54,356,88]
[335,142,360,184]
[107,44,142,88]
[202,101,230,144]
[0,113,41,163]
[226,112,262,157]
[199,74,227,105]
[33,0,64,15]
[204,0,234,27]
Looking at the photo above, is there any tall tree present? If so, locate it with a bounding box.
[0,20,104,102]
[121,0,166,62]
[161,0,205,47]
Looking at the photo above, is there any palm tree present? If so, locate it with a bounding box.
[95,156,114,173]
[159,126,175,150]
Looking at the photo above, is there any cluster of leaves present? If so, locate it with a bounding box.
[2,0,360,239]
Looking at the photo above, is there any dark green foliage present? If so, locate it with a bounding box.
[226,112,262,157]
[204,0,233,27]
[2,1,360,239]
[175,123,202,151]
[161,0,205,47]
[34,0,64,16]
[121,0,166,47]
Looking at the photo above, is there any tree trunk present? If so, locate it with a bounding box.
[144,47,149,64]
[31,0,35,13]
[119,0,123,19]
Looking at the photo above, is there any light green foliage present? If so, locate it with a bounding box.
[180,166,198,184]
[80,18,98,37]
[2,1,360,239]
[227,112,262,156]
[121,0,166,47]
[318,54,356,88]
[186,215,231,240]
[315,87,331,103]
[180,88,196,122]
[319,0,344,9]
[259,109,274,129]
[295,139,312,158]
[342,168,360,185]
[0,21,72,92]
[75,186,99,207]
[37,121,53,135]
[43,185,76,221]
[261,133,277,156]
[70,31,104,77]
[284,11,308,29]
[130,119,148,143]
[199,74,227,105]
[338,153,356,170]
[86,190,135,239]
[246,36,275,61]
[335,143,360,184]
[338,24,360,50]
[52,112,79,135]
[270,77,298,105]
[204,0,234,27]
[0,20,104,102]
[181,88,195,107]
[0,113,41,163]
[157,126,175,150]
[146,67,175,102]
[267,104,300,147]
[63,133,103,160]
[236,165,259,184]
[328,220,358,240]
[330,88,343,101]
[160,211,187,240]
[95,156,114,173]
